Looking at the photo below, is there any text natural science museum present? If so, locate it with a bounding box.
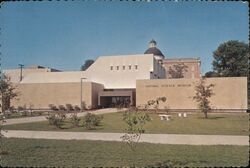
[4,40,247,112]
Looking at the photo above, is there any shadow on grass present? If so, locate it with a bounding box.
[56,124,104,131]
[147,160,209,167]
[197,116,225,120]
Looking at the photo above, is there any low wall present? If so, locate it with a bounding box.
[136,77,247,112]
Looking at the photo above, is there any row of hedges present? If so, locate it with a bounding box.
[48,104,81,112]
[46,112,103,130]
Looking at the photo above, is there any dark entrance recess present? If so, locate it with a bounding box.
[99,96,131,108]
[98,89,135,108]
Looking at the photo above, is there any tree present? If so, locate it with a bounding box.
[80,59,94,71]
[0,74,18,115]
[193,78,214,119]
[121,106,151,151]
[204,71,220,78]
[168,63,188,78]
[212,40,249,77]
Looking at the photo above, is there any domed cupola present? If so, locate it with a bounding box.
[144,39,165,60]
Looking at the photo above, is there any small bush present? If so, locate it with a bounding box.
[81,101,86,110]
[74,105,81,112]
[17,106,24,112]
[82,113,103,130]
[21,105,28,116]
[46,112,66,128]
[70,113,81,127]
[48,104,58,111]
[58,105,66,111]
[37,111,43,116]
[65,104,74,112]
[8,106,15,113]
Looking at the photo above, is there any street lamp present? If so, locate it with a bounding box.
[80,77,87,111]
[18,64,24,81]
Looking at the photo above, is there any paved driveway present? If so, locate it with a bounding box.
[2,130,248,146]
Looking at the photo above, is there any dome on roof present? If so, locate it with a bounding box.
[144,39,165,58]
[144,47,164,57]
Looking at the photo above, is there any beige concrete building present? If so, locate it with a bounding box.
[136,77,247,112]
[3,40,248,112]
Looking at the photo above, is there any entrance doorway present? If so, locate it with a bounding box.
[99,96,131,108]
[98,89,134,108]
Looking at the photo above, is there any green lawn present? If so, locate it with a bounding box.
[1,138,249,167]
[3,112,249,135]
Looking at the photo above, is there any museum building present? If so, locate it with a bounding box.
[4,40,247,112]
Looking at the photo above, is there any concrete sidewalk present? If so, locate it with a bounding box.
[2,130,249,146]
[3,108,126,125]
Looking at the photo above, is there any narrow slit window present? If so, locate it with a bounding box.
[123,66,125,70]
[135,65,138,70]
[110,66,113,70]
[129,65,132,70]
[116,66,119,70]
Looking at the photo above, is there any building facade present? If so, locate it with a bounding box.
[3,40,248,112]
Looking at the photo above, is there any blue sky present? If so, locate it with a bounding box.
[0,1,248,74]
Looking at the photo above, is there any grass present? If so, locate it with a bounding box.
[1,138,249,167]
[3,112,249,135]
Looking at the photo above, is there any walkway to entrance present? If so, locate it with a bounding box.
[2,130,248,146]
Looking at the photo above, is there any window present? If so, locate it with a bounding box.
[123,66,125,70]
[135,65,138,70]
[110,66,113,70]
[129,65,132,70]
[116,66,119,70]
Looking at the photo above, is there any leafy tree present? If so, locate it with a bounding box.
[212,40,249,77]
[0,114,7,156]
[121,97,166,152]
[0,74,18,115]
[204,71,220,78]
[193,78,215,119]
[121,106,151,151]
[80,59,94,71]
[168,63,188,78]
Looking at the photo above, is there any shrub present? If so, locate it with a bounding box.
[46,112,66,128]
[8,106,15,113]
[74,105,81,112]
[82,113,103,129]
[37,111,43,116]
[70,113,81,127]
[81,101,86,110]
[17,106,24,112]
[65,104,74,112]
[58,105,66,111]
[48,104,58,111]
[21,105,28,116]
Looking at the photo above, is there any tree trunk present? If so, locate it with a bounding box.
[204,111,208,119]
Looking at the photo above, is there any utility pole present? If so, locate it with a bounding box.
[18,64,24,81]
